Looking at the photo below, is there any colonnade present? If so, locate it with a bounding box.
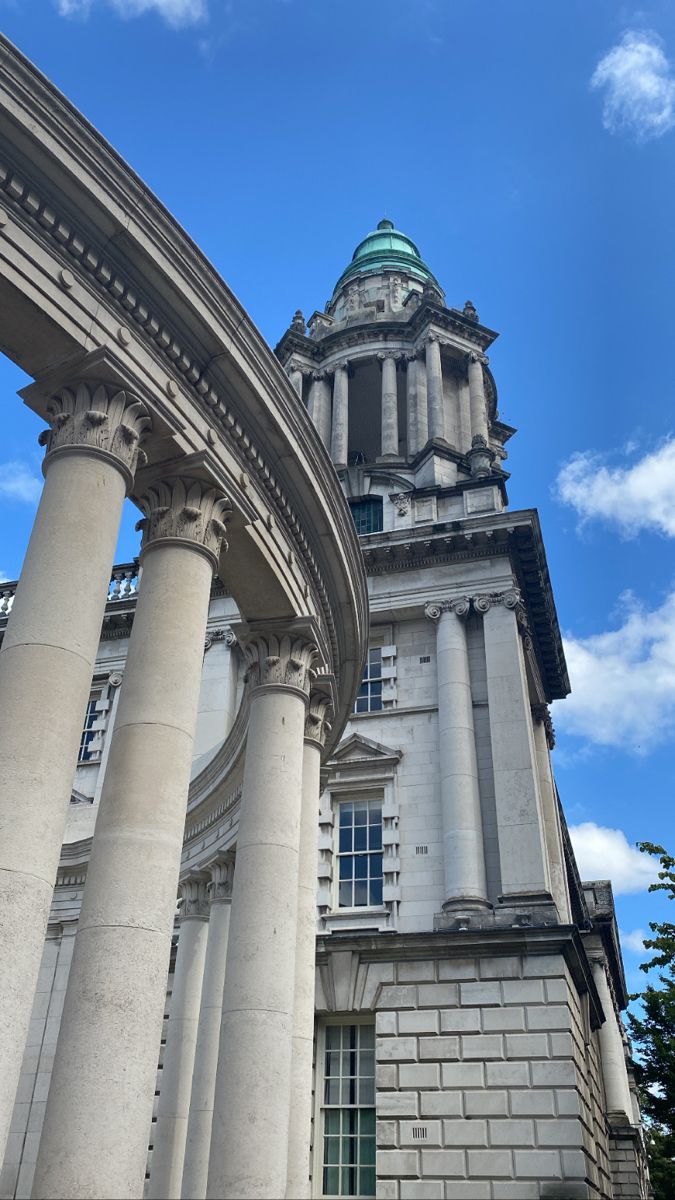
[425,590,558,919]
[295,341,490,468]
[0,374,334,1199]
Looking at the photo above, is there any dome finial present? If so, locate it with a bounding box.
[377,217,394,231]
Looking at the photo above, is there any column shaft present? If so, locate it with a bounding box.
[482,599,550,900]
[308,374,331,450]
[207,672,310,1198]
[380,355,398,458]
[33,510,222,1199]
[468,354,489,443]
[330,365,349,469]
[0,448,127,1161]
[416,354,429,448]
[592,962,633,1120]
[286,733,323,1198]
[181,863,233,1200]
[434,605,488,906]
[148,884,209,1200]
[426,338,444,441]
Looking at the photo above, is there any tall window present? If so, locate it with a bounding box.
[353,648,383,714]
[337,799,383,908]
[78,692,101,763]
[320,1022,376,1198]
[348,497,383,536]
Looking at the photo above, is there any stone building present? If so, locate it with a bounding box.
[0,35,649,1200]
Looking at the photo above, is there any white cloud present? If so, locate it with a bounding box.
[569,823,657,894]
[621,928,647,953]
[0,462,42,505]
[56,0,207,26]
[591,29,675,141]
[555,437,675,539]
[554,589,675,753]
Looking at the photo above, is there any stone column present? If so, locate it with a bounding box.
[416,352,429,448]
[330,363,349,469]
[425,336,444,441]
[468,352,489,444]
[592,960,633,1121]
[379,353,399,458]
[181,854,235,1200]
[207,630,318,1200]
[148,875,210,1200]
[479,591,552,907]
[532,709,570,922]
[0,380,149,1163]
[308,372,331,450]
[426,600,488,910]
[286,692,332,1200]
[32,476,230,1200]
[289,366,304,400]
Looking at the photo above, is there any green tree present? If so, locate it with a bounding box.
[626,842,675,1200]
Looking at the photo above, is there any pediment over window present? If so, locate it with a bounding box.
[328,733,402,769]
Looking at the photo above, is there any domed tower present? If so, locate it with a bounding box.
[275,218,515,530]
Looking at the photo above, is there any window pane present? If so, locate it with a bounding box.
[326,1027,340,1050]
[369,877,383,906]
[324,1136,340,1164]
[339,827,352,853]
[339,856,353,881]
[359,1165,376,1195]
[354,880,368,906]
[323,1165,339,1195]
[354,824,367,852]
[339,804,352,825]
[325,1108,340,1133]
[354,855,368,880]
[360,1135,376,1165]
[370,853,383,879]
[358,1077,375,1105]
[354,805,368,825]
[360,1026,375,1049]
[369,692,383,712]
[368,824,382,850]
[321,1025,376,1198]
[325,1077,340,1104]
[338,882,352,908]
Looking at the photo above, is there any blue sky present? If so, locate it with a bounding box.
[1,0,674,990]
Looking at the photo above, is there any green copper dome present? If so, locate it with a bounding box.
[331,218,441,297]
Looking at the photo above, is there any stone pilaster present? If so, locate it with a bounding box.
[207,631,318,1199]
[286,690,333,1199]
[425,599,489,919]
[476,589,554,919]
[0,379,151,1165]
[182,854,236,1200]
[33,474,229,1200]
[148,874,210,1200]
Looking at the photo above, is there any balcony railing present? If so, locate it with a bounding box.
[0,562,140,622]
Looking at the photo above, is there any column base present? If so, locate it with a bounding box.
[434,901,493,932]
[494,890,559,928]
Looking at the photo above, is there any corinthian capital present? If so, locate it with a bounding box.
[242,630,318,696]
[305,691,333,747]
[179,873,209,919]
[38,382,151,488]
[135,477,231,570]
[208,852,235,902]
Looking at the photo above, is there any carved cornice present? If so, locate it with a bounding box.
[242,630,318,696]
[0,156,349,703]
[38,382,151,489]
[135,477,231,570]
[179,873,210,919]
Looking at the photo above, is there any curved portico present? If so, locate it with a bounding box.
[0,33,366,1200]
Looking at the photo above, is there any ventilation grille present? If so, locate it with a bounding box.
[412,1126,427,1140]
[415,845,429,856]
[419,655,431,664]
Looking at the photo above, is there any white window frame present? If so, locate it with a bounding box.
[312,1017,376,1200]
[334,796,384,910]
[78,688,104,764]
[352,628,397,716]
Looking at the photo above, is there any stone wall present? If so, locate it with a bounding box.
[372,948,612,1200]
